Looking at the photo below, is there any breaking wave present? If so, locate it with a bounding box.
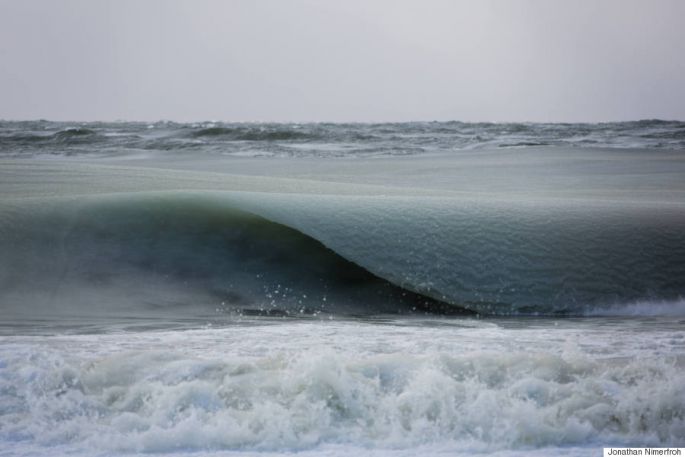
[1,191,684,318]
[0,194,458,321]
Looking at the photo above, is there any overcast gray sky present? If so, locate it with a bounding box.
[1,0,684,122]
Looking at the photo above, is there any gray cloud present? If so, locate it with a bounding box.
[1,0,683,122]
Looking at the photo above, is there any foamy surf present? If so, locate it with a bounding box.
[585,298,685,317]
[1,319,684,456]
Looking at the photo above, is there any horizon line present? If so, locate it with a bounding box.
[1,117,683,125]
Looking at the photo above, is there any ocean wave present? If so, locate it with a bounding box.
[497,141,550,148]
[1,189,684,317]
[52,127,97,138]
[51,128,105,148]
[0,127,103,152]
[190,126,317,141]
[0,194,458,320]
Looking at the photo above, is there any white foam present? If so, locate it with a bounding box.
[1,319,684,455]
[585,298,685,317]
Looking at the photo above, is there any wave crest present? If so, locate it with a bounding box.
[190,126,316,141]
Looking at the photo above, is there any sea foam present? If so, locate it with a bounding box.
[1,321,683,454]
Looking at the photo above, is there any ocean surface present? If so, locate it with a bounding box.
[1,120,684,456]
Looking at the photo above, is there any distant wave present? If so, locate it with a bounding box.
[53,127,97,138]
[497,141,550,147]
[0,127,104,153]
[190,126,316,141]
[2,120,685,157]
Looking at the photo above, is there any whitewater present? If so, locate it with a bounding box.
[1,120,684,456]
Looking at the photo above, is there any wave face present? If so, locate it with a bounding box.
[2,119,685,157]
[240,194,685,315]
[0,194,453,323]
[1,189,684,317]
